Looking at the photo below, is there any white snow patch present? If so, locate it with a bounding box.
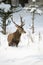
[0,3,11,12]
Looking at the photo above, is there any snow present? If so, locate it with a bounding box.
[0,3,11,12]
[30,8,36,12]
[0,3,43,65]
[23,4,43,15]
[0,27,43,65]
[29,7,43,14]
[36,9,43,15]
[23,7,31,10]
[32,0,36,2]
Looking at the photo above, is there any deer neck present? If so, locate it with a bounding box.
[13,30,21,40]
[16,29,21,36]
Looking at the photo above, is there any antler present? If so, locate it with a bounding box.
[11,16,18,27]
[11,16,25,28]
[20,16,25,27]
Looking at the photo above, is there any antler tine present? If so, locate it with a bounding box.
[11,16,18,27]
[20,16,25,27]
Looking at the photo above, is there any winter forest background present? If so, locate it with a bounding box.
[0,0,43,65]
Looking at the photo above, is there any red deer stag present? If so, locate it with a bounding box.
[7,16,26,47]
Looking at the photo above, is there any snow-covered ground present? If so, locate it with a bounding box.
[0,3,43,65]
[0,32,43,65]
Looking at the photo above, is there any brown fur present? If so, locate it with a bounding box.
[7,30,23,47]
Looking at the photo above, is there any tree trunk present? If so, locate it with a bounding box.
[2,14,6,34]
[32,11,35,33]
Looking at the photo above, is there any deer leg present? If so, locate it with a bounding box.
[8,41,15,46]
[8,42,12,46]
[8,41,19,47]
[11,38,19,47]
[16,41,19,47]
[16,43,18,47]
[8,38,16,46]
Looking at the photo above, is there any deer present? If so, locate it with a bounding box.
[7,16,26,47]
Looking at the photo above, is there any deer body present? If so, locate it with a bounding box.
[8,30,21,46]
[7,16,26,47]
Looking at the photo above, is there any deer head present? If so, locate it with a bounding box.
[11,16,26,34]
